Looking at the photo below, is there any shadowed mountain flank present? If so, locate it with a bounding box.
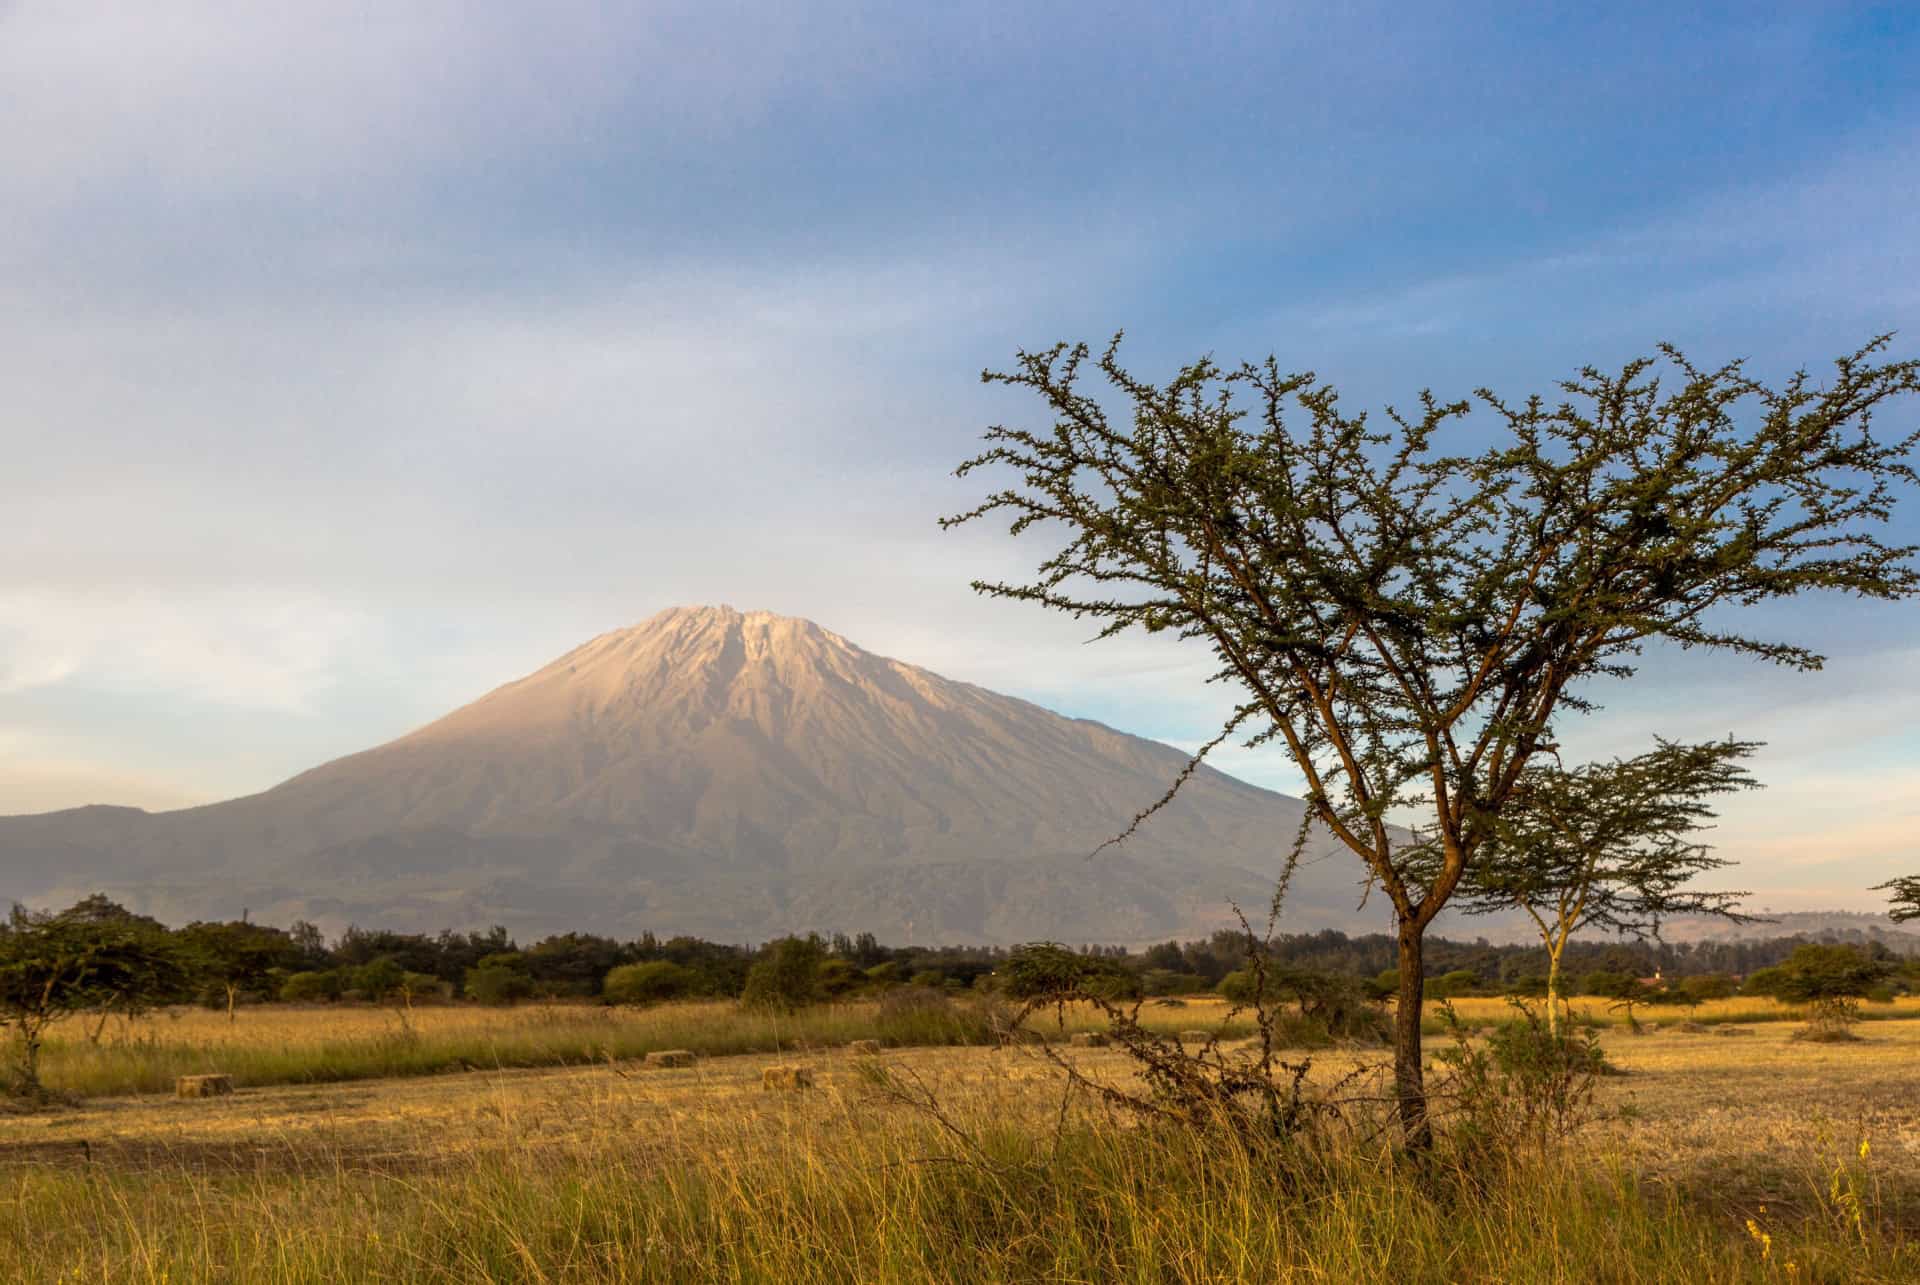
[0,606,1375,943]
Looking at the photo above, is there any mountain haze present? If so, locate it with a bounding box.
[0,607,1376,943]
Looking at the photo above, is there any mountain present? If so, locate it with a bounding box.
[0,605,1382,944]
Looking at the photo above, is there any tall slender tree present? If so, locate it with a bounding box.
[1876,874,1920,923]
[947,335,1919,1144]
[1415,737,1761,1034]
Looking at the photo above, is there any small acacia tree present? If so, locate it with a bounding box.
[0,900,191,1099]
[177,920,303,1022]
[948,335,1919,1143]
[1875,874,1920,923]
[1418,737,1760,1035]
[1754,943,1889,1039]
[740,936,827,1013]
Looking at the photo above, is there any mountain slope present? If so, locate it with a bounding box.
[0,606,1374,943]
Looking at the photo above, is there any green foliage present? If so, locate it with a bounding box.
[1139,969,1207,996]
[740,936,827,1013]
[998,943,1138,1004]
[279,971,341,1003]
[1579,970,1637,999]
[463,958,533,1006]
[1678,973,1737,1005]
[1427,969,1483,999]
[351,958,407,1001]
[602,961,697,1007]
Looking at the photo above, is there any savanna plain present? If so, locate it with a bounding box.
[2,995,1918,1283]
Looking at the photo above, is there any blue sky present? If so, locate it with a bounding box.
[3,2,1917,910]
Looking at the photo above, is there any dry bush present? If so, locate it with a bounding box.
[1430,1001,1608,1162]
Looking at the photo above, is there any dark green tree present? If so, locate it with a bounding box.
[604,960,697,1007]
[1875,874,1920,923]
[0,899,192,1098]
[1417,737,1760,1034]
[464,953,534,1005]
[947,334,1920,1143]
[740,936,827,1012]
[1748,943,1888,1036]
[177,920,304,1021]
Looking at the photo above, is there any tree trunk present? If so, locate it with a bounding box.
[226,982,238,1024]
[1546,947,1563,1038]
[1393,920,1431,1149]
[14,1026,43,1099]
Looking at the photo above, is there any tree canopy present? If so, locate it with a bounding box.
[1875,875,1920,924]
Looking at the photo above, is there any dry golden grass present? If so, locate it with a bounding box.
[4,1000,1917,1280]
[30,995,1255,1098]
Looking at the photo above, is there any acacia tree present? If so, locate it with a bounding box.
[1875,874,1920,923]
[0,900,191,1098]
[946,335,1919,1144]
[1422,737,1761,1035]
[177,920,303,1022]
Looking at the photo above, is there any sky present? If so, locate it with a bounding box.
[3,1,1917,911]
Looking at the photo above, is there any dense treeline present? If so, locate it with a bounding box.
[4,893,1915,1012]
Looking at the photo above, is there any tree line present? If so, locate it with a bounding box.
[6,889,1917,1096]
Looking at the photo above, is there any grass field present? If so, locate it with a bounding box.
[3,1000,1919,1281]
[30,992,1920,1100]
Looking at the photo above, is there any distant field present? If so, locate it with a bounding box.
[30,991,1920,1101]
[3,1013,1918,1280]
[30,995,1248,1099]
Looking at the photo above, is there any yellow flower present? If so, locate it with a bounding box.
[1859,1138,1870,1160]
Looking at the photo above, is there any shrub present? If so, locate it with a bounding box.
[1434,1001,1609,1159]
[1140,969,1208,996]
[1427,969,1483,999]
[604,960,697,1007]
[740,936,826,1012]
[817,959,863,997]
[1679,973,1737,1005]
[465,962,534,1006]
[1578,970,1638,999]
[279,971,340,1003]
[352,958,406,1001]
[401,972,449,1003]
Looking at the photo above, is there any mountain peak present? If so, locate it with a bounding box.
[0,611,1361,944]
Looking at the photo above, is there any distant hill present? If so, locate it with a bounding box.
[1658,910,1920,950]
[0,606,1382,944]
